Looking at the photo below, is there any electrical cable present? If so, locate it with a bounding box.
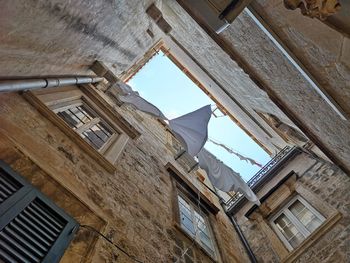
[80,224,144,263]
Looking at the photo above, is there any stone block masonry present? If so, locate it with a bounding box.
[0,89,249,262]
[237,154,350,262]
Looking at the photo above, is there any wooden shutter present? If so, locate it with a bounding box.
[0,161,78,263]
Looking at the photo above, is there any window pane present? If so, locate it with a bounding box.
[194,211,215,255]
[274,214,305,248]
[81,122,113,150]
[178,194,216,257]
[57,105,94,130]
[179,201,191,220]
[289,200,322,232]
[199,230,215,253]
[178,196,191,210]
[194,211,208,234]
[180,211,195,235]
[57,111,80,129]
[288,232,304,249]
[74,105,94,123]
[178,196,195,235]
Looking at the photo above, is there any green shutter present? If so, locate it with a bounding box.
[0,161,78,263]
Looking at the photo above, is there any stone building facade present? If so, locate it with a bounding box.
[228,147,350,262]
[0,0,349,262]
[1,0,349,172]
[0,79,250,262]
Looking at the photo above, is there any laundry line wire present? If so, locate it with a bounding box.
[208,138,263,168]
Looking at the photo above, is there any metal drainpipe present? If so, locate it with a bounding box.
[217,197,258,263]
[208,183,258,263]
[0,76,104,93]
[228,213,258,263]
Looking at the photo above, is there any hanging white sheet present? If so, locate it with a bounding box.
[169,105,212,157]
[119,93,168,120]
[115,81,134,95]
[116,81,168,120]
[198,148,260,205]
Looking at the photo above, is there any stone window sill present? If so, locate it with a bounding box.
[282,212,342,263]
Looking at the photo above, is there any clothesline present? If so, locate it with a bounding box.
[208,138,263,168]
[114,81,260,204]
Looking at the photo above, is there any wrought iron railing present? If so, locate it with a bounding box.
[225,146,294,210]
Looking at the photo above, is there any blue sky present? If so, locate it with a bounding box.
[128,51,270,181]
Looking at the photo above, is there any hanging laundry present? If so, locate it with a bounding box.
[115,81,168,120]
[197,148,260,205]
[169,105,212,157]
[115,81,135,95]
[115,81,212,157]
[209,139,263,168]
[119,93,168,120]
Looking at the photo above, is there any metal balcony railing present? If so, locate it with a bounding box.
[225,146,295,211]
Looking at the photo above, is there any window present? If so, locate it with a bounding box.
[54,100,118,152]
[0,160,78,263]
[24,85,140,172]
[177,192,217,258]
[271,196,325,251]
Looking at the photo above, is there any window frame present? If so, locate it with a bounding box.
[270,195,326,251]
[176,187,218,259]
[23,84,140,173]
[53,98,119,153]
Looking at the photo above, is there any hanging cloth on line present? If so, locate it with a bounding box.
[197,148,260,205]
[115,82,211,157]
[115,81,168,120]
[119,93,168,120]
[115,81,134,95]
[209,139,263,168]
[169,105,212,157]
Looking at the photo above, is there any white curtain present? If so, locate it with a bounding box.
[198,148,260,205]
[169,105,212,157]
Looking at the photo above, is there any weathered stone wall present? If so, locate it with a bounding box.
[0,0,161,77]
[1,0,349,172]
[0,89,248,262]
[295,161,350,262]
[161,0,350,174]
[161,0,293,154]
[252,0,350,116]
[236,154,350,262]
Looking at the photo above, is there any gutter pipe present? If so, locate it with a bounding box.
[207,184,258,263]
[218,194,258,263]
[0,76,104,93]
[227,213,258,263]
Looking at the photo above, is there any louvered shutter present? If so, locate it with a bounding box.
[0,161,78,263]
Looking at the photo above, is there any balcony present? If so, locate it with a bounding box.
[225,146,301,214]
